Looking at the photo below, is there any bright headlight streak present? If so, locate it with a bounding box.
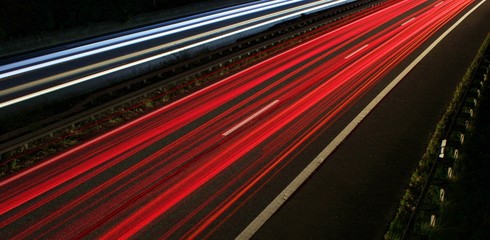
[0,0,351,109]
[0,0,293,75]
[0,0,341,99]
[0,0,298,77]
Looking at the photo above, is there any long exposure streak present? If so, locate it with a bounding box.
[0,0,476,238]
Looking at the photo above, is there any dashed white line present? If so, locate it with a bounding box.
[344,44,369,59]
[401,17,416,26]
[222,100,280,136]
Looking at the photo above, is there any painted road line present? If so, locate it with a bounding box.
[401,17,416,26]
[344,44,369,59]
[237,0,487,238]
[223,100,280,136]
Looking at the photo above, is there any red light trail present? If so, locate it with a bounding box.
[0,0,473,238]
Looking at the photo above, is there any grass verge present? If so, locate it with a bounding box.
[384,32,490,239]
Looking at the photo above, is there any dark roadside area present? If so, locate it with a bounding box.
[430,78,490,239]
[0,0,254,58]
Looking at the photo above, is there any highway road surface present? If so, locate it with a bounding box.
[0,0,479,238]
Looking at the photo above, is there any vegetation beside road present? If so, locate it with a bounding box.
[430,84,490,238]
[385,32,490,239]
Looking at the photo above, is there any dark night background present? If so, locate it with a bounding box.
[0,0,215,41]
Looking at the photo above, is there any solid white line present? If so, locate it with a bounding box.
[401,17,416,26]
[223,100,280,136]
[236,0,487,238]
[344,44,369,59]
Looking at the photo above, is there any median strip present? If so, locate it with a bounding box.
[0,0,352,109]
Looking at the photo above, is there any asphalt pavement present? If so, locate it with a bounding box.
[1,0,488,239]
[252,0,490,239]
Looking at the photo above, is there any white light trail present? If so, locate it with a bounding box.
[0,0,298,78]
[0,0,352,108]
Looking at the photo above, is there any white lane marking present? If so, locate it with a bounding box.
[236,0,487,238]
[223,100,280,136]
[0,0,351,108]
[0,54,272,188]
[401,17,416,26]
[344,44,369,59]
